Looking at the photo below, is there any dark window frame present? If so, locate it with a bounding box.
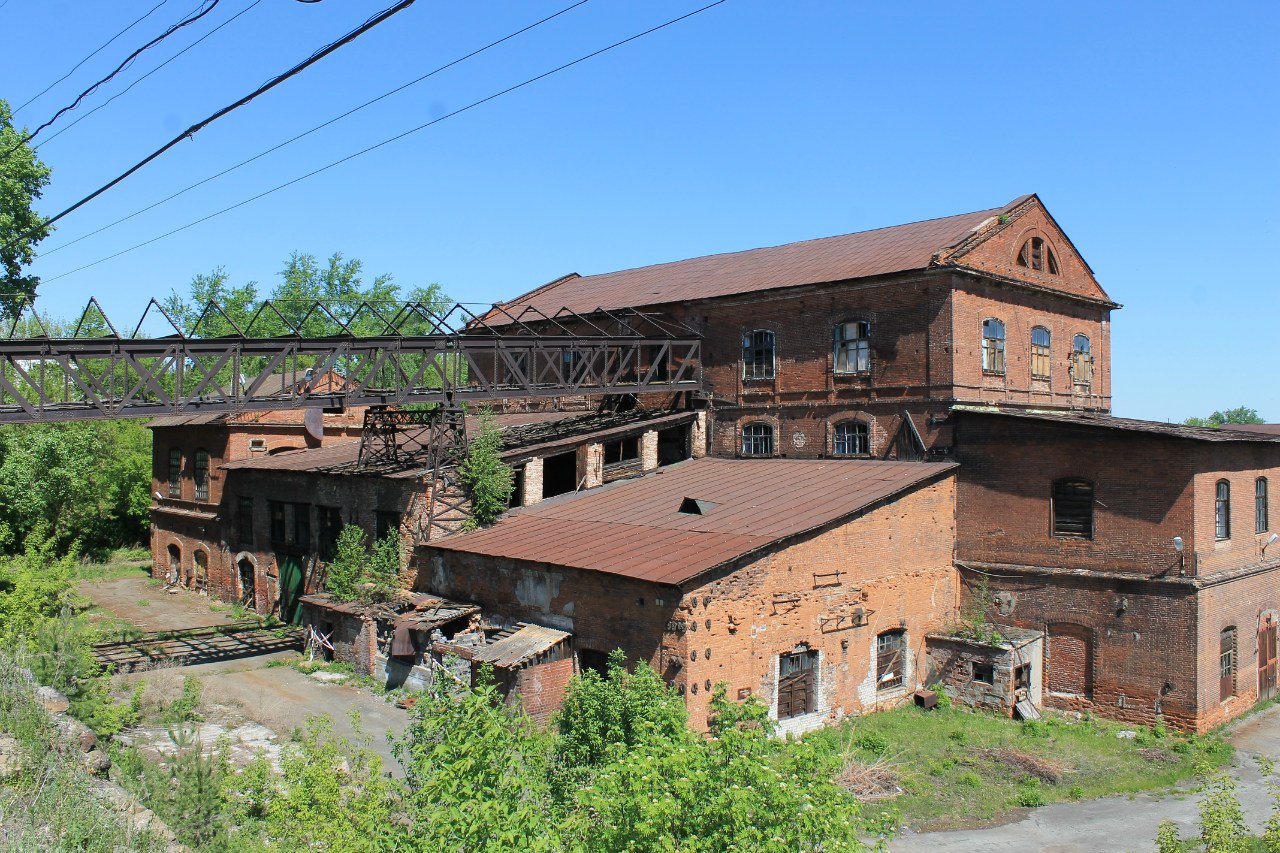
[237,496,254,549]
[833,320,871,375]
[1071,334,1093,386]
[982,318,1006,374]
[1220,626,1237,700]
[167,448,182,497]
[972,662,995,684]
[1052,479,1095,539]
[318,506,343,560]
[193,449,210,501]
[1257,477,1269,535]
[876,629,905,691]
[740,422,774,457]
[1216,479,1231,540]
[1031,325,1052,379]
[376,510,402,543]
[268,500,286,546]
[741,329,776,381]
[1016,236,1060,274]
[832,420,870,456]
[777,648,818,719]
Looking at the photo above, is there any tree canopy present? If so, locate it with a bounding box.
[0,98,54,316]
[1184,407,1266,428]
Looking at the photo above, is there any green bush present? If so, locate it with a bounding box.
[1014,779,1046,807]
[459,407,514,529]
[854,729,892,755]
[956,770,984,789]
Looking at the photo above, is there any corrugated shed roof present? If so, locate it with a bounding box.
[953,406,1280,443]
[471,623,571,668]
[496,199,1029,315]
[428,457,955,585]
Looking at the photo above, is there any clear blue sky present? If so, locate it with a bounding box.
[2,0,1277,422]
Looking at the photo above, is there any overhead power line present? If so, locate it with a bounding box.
[41,0,729,284]
[13,0,223,151]
[41,0,593,258]
[4,0,418,252]
[13,0,169,116]
[36,0,269,152]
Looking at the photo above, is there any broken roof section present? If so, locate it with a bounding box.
[953,406,1280,444]
[427,457,955,586]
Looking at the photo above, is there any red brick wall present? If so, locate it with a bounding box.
[1195,569,1280,730]
[1192,445,1280,576]
[515,658,577,722]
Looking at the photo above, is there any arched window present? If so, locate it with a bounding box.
[193,449,210,501]
[1071,334,1093,386]
[982,319,1006,374]
[876,630,905,691]
[833,421,869,456]
[1257,477,1269,534]
[740,422,773,457]
[742,330,775,380]
[167,448,182,497]
[1052,479,1094,538]
[1016,236,1059,274]
[833,320,870,374]
[1216,479,1231,540]
[1031,326,1051,379]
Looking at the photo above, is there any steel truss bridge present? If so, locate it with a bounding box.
[0,298,703,424]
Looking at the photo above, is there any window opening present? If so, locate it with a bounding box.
[193,450,210,501]
[833,320,871,374]
[237,497,254,549]
[1216,480,1231,540]
[982,319,1006,374]
[1014,663,1032,691]
[1071,334,1093,386]
[375,511,401,543]
[742,329,776,380]
[1052,479,1095,539]
[678,497,717,516]
[972,662,995,684]
[1221,626,1237,700]
[833,421,870,456]
[1031,326,1051,379]
[778,648,818,719]
[268,501,286,545]
[603,436,640,466]
[1258,478,1269,535]
[876,630,905,691]
[238,558,256,610]
[1016,236,1059,274]
[740,422,773,457]
[293,503,312,551]
[318,506,342,560]
[167,449,182,497]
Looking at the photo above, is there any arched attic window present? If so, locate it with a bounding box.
[1016,236,1060,274]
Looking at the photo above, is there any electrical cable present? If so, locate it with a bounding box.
[39,0,728,284]
[12,0,169,116]
[4,0,419,251]
[40,0,592,257]
[35,0,268,152]
[11,0,222,152]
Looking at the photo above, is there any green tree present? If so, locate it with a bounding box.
[1185,407,1266,428]
[0,98,54,316]
[321,524,399,604]
[459,407,514,529]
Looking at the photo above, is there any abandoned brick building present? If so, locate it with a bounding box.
[149,193,1280,732]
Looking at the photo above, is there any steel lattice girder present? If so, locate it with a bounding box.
[0,334,702,423]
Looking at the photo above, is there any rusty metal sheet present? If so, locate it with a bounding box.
[472,623,571,669]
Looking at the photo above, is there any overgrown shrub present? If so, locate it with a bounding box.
[459,407,513,529]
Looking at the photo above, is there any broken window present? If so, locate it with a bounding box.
[833,421,869,456]
[740,422,773,457]
[741,329,776,380]
[268,501,286,545]
[1071,334,1092,386]
[376,510,402,542]
[193,449,210,501]
[833,320,870,374]
[167,448,182,497]
[1052,479,1095,539]
[1220,626,1237,700]
[778,648,818,718]
[982,319,1006,374]
[1031,326,1051,379]
[1258,478,1269,535]
[603,436,640,466]
[1016,236,1059,274]
[1216,479,1231,540]
[318,506,342,559]
[293,503,312,551]
[972,662,995,684]
[1014,663,1032,691]
[876,629,905,691]
[237,497,254,549]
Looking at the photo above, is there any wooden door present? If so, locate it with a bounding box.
[1260,620,1278,702]
[278,555,305,625]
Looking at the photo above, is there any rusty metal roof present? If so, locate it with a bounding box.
[1230,424,1280,436]
[497,198,1029,316]
[953,406,1280,443]
[427,457,955,586]
[470,623,571,668]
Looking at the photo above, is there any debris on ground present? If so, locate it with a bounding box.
[836,754,903,801]
[975,747,1070,784]
[1137,747,1179,763]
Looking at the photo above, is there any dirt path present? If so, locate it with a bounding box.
[81,574,234,632]
[888,704,1280,853]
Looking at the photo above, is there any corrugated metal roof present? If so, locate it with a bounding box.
[428,457,955,585]
[953,406,1280,443]
[471,623,571,668]
[496,199,1028,316]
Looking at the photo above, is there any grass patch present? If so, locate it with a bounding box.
[803,704,1232,832]
[72,548,152,584]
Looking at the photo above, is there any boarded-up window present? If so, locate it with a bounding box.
[833,320,871,374]
[877,630,905,691]
[742,330,776,380]
[1071,334,1093,386]
[982,319,1005,374]
[778,649,818,718]
[1052,479,1094,538]
[193,450,210,501]
[1031,326,1051,379]
[167,449,182,497]
[1258,478,1269,535]
[1016,237,1059,274]
[1216,480,1231,540]
[1220,627,1237,700]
